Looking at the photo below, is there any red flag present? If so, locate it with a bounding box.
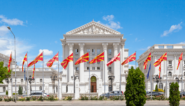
[8,53,12,72]
[28,52,43,67]
[75,53,89,65]
[159,63,161,78]
[22,53,27,72]
[107,53,120,66]
[89,52,104,64]
[121,52,136,65]
[177,52,183,70]
[61,53,73,69]
[143,53,151,70]
[46,53,59,67]
[32,64,35,79]
[154,52,167,67]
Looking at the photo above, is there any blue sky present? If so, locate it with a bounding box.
[0,0,185,70]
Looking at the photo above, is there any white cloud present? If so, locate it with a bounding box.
[140,46,151,50]
[0,15,23,25]
[55,41,57,43]
[162,22,182,37]
[39,49,53,56]
[0,26,9,36]
[179,41,185,44]
[129,64,138,69]
[98,15,122,30]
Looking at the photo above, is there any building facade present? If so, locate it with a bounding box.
[60,21,129,97]
[137,44,185,97]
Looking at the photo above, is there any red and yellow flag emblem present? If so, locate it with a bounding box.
[61,53,73,69]
[89,52,104,64]
[143,52,151,70]
[121,52,136,65]
[159,63,161,78]
[8,53,12,72]
[46,53,59,67]
[177,52,183,70]
[28,52,43,67]
[75,53,89,65]
[32,64,35,79]
[107,53,120,66]
[154,52,167,67]
[22,53,27,72]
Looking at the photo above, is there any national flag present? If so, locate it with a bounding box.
[159,63,161,78]
[143,53,151,70]
[8,53,12,72]
[146,63,151,79]
[32,64,35,79]
[22,53,27,72]
[177,52,183,70]
[89,52,104,64]
[154,52,167,67]
[28,52,43,67]
[75,53,89,65]
[107,53,120,66]
[121,52,136,65]
[61,53,73,69]
[46,53,59,67]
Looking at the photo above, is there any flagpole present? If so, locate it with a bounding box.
[89,63,90,99]
[35,65,36,92]
[135,51,136,69]
[181,57,183,92]
[150,61,152,100]
[58,52,60,99]
[119,57,121,100]
[166,59,167,98]
[27,52,28,97]
[104,61,105,97]
[42,52,44,97]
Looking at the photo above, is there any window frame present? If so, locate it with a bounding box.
[108,49,112,55]
[40,79,42,83]
[75,49,79,55]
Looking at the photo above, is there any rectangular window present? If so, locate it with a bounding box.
[92,49,95,55]
[40,79,42,82]
[168,60,172,67]
[158,46,164,49]
[75,49,79,55]
[97,49,100,55]
[87,67,89,70]
[182,46,185,49]
[3,86,5,92]
[92,67,95,70]
[97,62,100,64]
[108,58,112,61]
[108,67,111,72]
[76,67,79,72]
[167,46,173,49]
[97,67,100,70]
[21,79,23,83]
[168,72,172,76]
[40,86,42,90]
[87,49,90,54]
[108,49,112,55]
[75,58,78,62]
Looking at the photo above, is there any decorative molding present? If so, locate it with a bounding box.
[66,21,121,35]
[102,43,108,50]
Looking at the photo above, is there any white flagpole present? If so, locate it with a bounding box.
[42,52,44,97]
[181,56,183,92]
[89,63,91,99]
[27,52,28,96]
[104,61,105,96]
[166,58,167,98]
[58,52,60,99]
[150,56,152,99]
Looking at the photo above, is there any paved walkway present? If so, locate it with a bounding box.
[0,100,185,106]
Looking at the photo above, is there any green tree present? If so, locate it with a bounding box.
[169,82,180,106]
[155,84,158,92]
[0,62,12,83]
[124,67,146,106]
[18,86,23,95]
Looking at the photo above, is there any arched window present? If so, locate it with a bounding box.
[168,72,172,76]
[159,83,163,89]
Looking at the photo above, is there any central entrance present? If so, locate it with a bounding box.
[91,76,96,92]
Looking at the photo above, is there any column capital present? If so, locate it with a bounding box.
[78,43,85,47]
[102,43,108,49]
[62,43,66,46]
[68,43,74,47]
[113,43,119,49]
[120,43,125,46]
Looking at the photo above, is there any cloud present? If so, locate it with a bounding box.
[162,22,182,37]
[0,26,9,36]
[98,15,122,30]
[139,46,151,50]
[179,41,185,44]
[39,49,53,56]
[129,64,138,69]
[0,15,23,25]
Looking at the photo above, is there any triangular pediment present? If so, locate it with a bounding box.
[66,21,121,35]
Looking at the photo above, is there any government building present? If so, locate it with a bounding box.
[137,44,185,97]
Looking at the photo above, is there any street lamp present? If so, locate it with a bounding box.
[7,26,17,102]
[153,75,162,91]
[71,75,78,94]
[51,75,57,94]
[176,77,182,84]
[28,75,35,94]
[108,76,115,92]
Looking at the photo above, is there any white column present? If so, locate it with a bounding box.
[102,43,108,82]
[68,43,74,82]
[113,43,119,83]
[59,80,62,100]
[121,43,125,74]
[75,77,79,99]
[8,79,12,97]
[79,43,85,83]
[174,55,176,75]
[62,43,66,80]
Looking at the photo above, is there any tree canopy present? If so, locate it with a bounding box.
[0,62,12,83]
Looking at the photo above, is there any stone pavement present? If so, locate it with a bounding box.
[0,100,185,106]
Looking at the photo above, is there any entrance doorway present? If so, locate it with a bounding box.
[91,76,96,92]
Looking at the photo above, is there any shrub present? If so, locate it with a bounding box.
[38,96,44,101]
[63,96,72,101]
[4,97,12,102]
[169,82,180,106]
[80,96,88,100]
[12,93,18,95]
[26,97,30,101]
[158,89,164,92]
[124,67,146,106]
[181,97,185,100]
[19,98,25,101]
[120,96,124,100]
[32,96,36,101]
[6,90,8,95]
[0,97,2,101]
[155,85,158,92]
[98,96,103,100]
[18,86,23,95]
[90,96,98,100]
[48,95,55,101]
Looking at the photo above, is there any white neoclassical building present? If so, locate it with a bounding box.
[60,20,129,97]
[137,44,185,97]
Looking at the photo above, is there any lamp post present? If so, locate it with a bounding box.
[71,75,78,94]
[51,75,57,94]
[176,77,182,84]
[108,76,115,92]
[7,26,17,102]
[153,75,162,91]
[27,75,35,94]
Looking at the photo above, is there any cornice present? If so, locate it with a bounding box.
[63,34,123,38]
